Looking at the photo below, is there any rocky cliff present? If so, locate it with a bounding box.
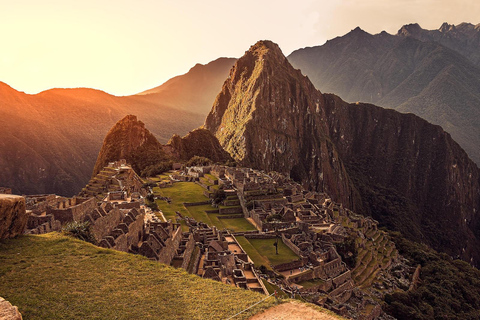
[205,41,358,209]
[205,40,480,266]
[92,115,168,176]
[0,194,27,239]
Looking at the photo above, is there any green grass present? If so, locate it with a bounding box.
[235,237,298,267]
[247,238,299,266]
[0,233,278,320]
[236,236,271,269]
[204,173,218,182]
[151,180,255,233]
[210,215,256,232]
[153,182,209,222]
[298,278,326,289]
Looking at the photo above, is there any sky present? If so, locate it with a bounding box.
[0,0,479,96]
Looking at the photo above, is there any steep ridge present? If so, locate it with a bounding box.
[205,40,480,266]
[205,41,358,209]
[0,57,232,196]
[288,24,480,165]
[398,22,480,67]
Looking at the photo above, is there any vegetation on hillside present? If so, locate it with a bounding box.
[384,232,480,320]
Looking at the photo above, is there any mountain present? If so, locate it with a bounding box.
[288,23,480,165]
[92,115,169,176]
[398,22,480,67]
[137,57,237,115]
[205,40,480,266]
[93,115,231,177]
[205,41,358,209]
[0,57,234,196]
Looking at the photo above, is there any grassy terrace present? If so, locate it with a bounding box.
[152,180,255,232]
[236,236,299,268]
[0,233,277,320]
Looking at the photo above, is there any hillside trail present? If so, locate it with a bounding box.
[249,301,341,320]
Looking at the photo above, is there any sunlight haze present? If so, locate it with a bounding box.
[0,0,479,96]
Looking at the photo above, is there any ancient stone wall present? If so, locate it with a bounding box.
[91,207,123,242]
[219,207,243,214]
[273,259,305,272]
[158,226,182,265]
[183,201,211,207]
[181,234,196,270]
[281,234,303,256]
[46,197,97,224]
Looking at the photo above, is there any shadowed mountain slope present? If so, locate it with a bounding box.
[288,24,480,165]
[0,58,234,196]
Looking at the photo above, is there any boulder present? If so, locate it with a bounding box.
[0,194,27,239]
[0,297,22,320]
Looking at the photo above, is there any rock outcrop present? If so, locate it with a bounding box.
[92,115,169,176]
[0,194,27,239]
[205,40,480,266]
[165,128,233,163]
[0,297,22,320]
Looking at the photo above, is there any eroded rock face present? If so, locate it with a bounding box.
[0,297,22,320]
[205,40,480,266]
[205,41,358,209]
[0,194,27,239]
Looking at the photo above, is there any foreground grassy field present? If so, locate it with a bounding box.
[0,233,277,320]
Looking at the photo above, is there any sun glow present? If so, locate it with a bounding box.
[1,0,479,96]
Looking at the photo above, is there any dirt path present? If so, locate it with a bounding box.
[249,301,340,320]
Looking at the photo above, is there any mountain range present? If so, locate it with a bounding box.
[288,23,480,165]
[205,40,480,266]
[0,58,234,196]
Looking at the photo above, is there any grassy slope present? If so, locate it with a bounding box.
[0,233,277,320]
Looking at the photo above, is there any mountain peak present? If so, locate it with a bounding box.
[397,23,423,36]
[439,22,456,33]
[245,40,286,64]
[92,114,166,176]
[118,114,139,125]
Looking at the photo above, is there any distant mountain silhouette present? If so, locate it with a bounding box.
[0,58,235,196]
[288,23,480,165]
[137,58,237,115]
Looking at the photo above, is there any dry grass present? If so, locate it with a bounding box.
[0,233,278,320]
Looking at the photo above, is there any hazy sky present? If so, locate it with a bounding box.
[1,0,479,96]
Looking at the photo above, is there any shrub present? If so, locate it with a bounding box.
[62,221,96,244]
[186,156,212,167]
